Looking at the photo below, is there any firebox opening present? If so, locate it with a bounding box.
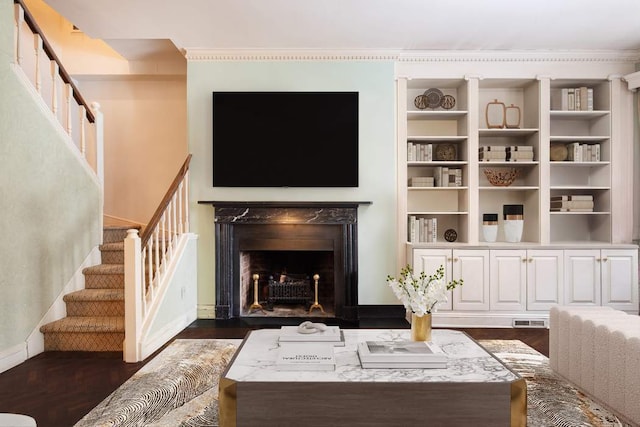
[240,250,335,317]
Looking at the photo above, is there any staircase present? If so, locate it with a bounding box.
[40,226,137,352]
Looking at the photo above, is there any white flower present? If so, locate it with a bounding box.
[387,265,463,315]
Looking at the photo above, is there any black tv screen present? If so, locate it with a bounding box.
[212,91,359,187]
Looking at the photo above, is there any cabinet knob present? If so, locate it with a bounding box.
[522,258,527,263]
[453,257,459,262]
[596,258,601,262]
[602,257,608,262]
[529,258,533,263]
[447,257,452,262]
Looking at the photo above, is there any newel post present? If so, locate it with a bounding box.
[124,229,143,362]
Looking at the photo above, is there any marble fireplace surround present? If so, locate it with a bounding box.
[199,201,371,320]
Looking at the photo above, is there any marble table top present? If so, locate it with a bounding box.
[225,328,520,384]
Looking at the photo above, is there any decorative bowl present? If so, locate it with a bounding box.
[483,167,519,187]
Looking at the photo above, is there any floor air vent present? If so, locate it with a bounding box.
[512,319,548,328]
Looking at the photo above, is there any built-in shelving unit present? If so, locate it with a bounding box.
[395,65,636,327]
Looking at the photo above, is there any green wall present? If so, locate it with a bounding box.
[186,60,398,312]
[0,0,101,351]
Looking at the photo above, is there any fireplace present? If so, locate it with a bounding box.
[201,202,368,320]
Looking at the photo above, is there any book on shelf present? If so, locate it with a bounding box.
[550,208,594,212]
[276,342,336,371]
[357,340,447,369]
[408,217,437,243]
[409,177,434,187]
[551,195,593,201]
[407,142,433,162]
[279,325,343,343]
[566,143,601,162]
[506,145,533,152]
[555,87,594,111]
[479,146,506,151]
[550,200,594,209]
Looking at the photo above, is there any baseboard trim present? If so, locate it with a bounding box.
[0,342,28,374]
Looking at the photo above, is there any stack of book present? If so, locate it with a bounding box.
[566,142,601,162]
[408,176,434,187]
[407,142,432,161]
[433,167,462,187]
[408,216,437,243]
[276,343,336,371]
[479,146,506,162]
[479,146,534,162]
[357,340,447,369]
[278,325,345,346]
[506,146,534,162]
[550,195,594,212]
[551,87,594,111]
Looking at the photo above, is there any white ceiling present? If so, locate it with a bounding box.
[44,0,640,60]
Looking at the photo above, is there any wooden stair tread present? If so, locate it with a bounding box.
[40,316,124,333]
[64,289,124,302]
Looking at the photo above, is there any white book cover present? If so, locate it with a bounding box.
[360,360,447,369]
[279,325,342,342]
[276,343,335,371]
[357,341,447,364]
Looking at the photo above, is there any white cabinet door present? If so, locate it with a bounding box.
[601,249,639,311]
[412,249,453,311]
[452,249,489,311]
[563,250,601,306]
[527,249,564,310]
[490,250,527,311]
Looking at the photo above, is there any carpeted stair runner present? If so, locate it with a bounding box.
[39,226,138,352]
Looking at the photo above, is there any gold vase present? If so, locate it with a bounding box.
[411,313,432,341]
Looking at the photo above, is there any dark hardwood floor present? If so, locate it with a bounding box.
[0,318,548,427]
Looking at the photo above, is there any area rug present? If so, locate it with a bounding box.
[75,338,629,427]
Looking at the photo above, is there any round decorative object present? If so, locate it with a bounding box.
[550,143,568,161]
[414,94,428,110]
[435,144,457,161]
[440,94,456,110]
[444,229,458,242]
[424,88,443,109]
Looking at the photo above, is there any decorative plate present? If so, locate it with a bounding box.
[435,144,457,161]
[440,94,456,110]
[414,94,428,110]
[424,88,444,109]
[444,229,458,242]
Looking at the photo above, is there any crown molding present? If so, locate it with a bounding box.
[183,49,399,61]
[183,48,640,63]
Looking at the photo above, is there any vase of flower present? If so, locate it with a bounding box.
[387,265,463,341]
[411,312,432,341]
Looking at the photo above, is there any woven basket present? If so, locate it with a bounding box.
[484,168,519,186]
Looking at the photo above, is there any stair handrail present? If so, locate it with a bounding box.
[140,154,192,248]
[124,154,192,362]
[12,0,103,187]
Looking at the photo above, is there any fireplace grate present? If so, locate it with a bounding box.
[268,275,312,306]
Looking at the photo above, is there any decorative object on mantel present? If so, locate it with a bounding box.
[484,167,519,187]
[387,265,463,341]
[505,103,522,128]
[485,99,506,128]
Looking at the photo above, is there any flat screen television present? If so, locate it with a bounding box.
[212,91,359,187]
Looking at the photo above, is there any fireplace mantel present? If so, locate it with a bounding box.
[201,201,365,320]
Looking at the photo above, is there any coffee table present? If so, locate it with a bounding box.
[219,329,526,426]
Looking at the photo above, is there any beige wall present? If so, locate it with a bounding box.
[78,77,188,225]
[0,0,101,350]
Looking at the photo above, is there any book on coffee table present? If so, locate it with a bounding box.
[278,326,345,346]
[357,340,447,369]
[276,343,336,371]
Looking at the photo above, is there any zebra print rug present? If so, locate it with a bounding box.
[74,338,629,427]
